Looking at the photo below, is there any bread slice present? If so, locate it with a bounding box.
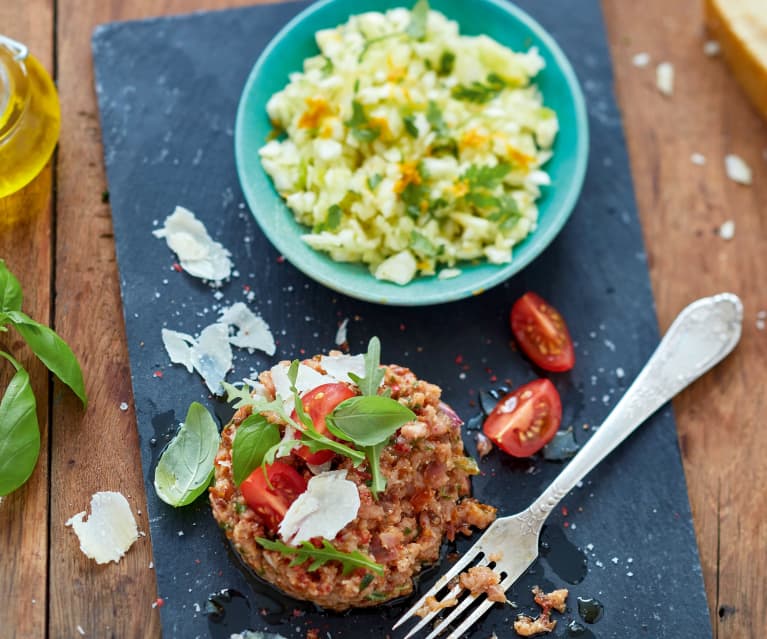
[705,0,767,121]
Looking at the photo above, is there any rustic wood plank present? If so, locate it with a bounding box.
[603,0,767,635]
[0,3,54,638]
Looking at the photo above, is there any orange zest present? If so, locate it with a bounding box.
[394,161,422,194]
[298,97,332,129]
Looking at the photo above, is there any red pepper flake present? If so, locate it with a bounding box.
[276,255,285,263]
[292,608,305,617]
[153,370,163,378]
[561,506,569,517]
[455,355,464,365]
[194,559,201,565]
[152,597,165,609]
[399,323,406,331]
[563,521,570,528]
[172,263,183,272]
[243,284,251,292]
[489,375,498,383]
[299,348,306,355]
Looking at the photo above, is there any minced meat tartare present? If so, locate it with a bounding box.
[209,350,496,610]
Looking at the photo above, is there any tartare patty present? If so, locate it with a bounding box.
[209,354,496,610]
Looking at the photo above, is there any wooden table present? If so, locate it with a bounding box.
[1,1,765,637]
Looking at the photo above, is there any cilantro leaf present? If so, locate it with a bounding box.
[314,204,342,233]
[345,100,380,142]
[452,74,507,103]
[257,538,384,576]
[489,195,523,230]
[438,50,456,75]
[367,173,383,190]
[464,162,511,190]
[410,230,438,257]
[403,115,419,138]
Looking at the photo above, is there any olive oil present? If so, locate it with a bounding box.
[0,36,60,199]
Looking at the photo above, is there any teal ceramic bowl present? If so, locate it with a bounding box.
[235,0,588,306]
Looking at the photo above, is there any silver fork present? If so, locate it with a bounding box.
[393,293,743,639]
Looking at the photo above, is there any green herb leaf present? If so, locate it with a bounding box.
[426,101,447,135]
[314,204,342,233]
[221,381,261,410]
[406,0,430,40]
[366,441,389,494]
[0,352,40,496]
[345,100,381,142]
[488,195,522,229]
[348,336,385,396]
[359,573,376,591]
[0,260,23,313]
[438,50,456,75]
[465,192,501,210]
[321,56,334,75]
[403,115,419,138]
[326,396,415,447]
[5,310,87,406]
[410,230,438,257]
[452,74,507,103]
[256,537,384,576]
[463,163,511,190]
[232,414,281,486]
[153,402,220,507]
[367,173,383,190]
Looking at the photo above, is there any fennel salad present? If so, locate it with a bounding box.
[259,0,558,285]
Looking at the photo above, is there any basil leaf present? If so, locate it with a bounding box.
[327,396,415,447]
[154,402,220,507]
[232,414,280,486]
[0,260,22,313]
[348,336,385,396]
[5,310,87,406]
[0,353,40,496]
[406,0,430,40]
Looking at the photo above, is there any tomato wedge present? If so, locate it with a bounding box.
[291,382,356,465]
[510,292,575,372]
[240,462,308,531]
[482,379,562,457]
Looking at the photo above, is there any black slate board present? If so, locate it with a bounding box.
[92,2,712,638]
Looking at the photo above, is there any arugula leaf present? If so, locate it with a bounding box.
[348,336,385,396]
[0,260,22,313]
[153,402,220,507]
[326,396,415,447]
[231,414,281,486]
[256,537,384,576]
[221,381,261,410]
[5,310,87,406]
[0,351,39,497]
[406,0,430,40]
[410,230,439,257]
[438,50,456,75]
[367,173,383,190]
[403,115,419,138]
[452,74,507,103]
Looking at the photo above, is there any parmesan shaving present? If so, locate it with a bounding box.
[278,470,360,545]
[218,302,276,355]
[160,329,195,373]
[335,318,349,346]
[318,354,366,384]
[192,323,233,394]
[65,492,139,565]
[270,363,333,413]
[153,206,232,283]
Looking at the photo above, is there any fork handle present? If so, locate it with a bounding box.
[527,293,742,522]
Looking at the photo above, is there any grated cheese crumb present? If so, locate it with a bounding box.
[335,318,349,346]
[703,40,720,56]
[724,154,752,185]
[438,268,462,280]
[632,52,650,67]
[719,220,735,240]
[656,62,674,96]
[690,153,706,166]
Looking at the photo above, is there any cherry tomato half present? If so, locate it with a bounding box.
[240,462,307,531]
[482,379,562,457]
[510,292,575,372]
[291,382,356,465]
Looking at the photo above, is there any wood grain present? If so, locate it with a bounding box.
[0,3,54,638]
[603,1,767,636]
[1,0,765,637]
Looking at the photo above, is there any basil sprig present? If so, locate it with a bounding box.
[257,537,383,576]
[0,260,86,496]
[154,402,220,506]
[329,337,415,496]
